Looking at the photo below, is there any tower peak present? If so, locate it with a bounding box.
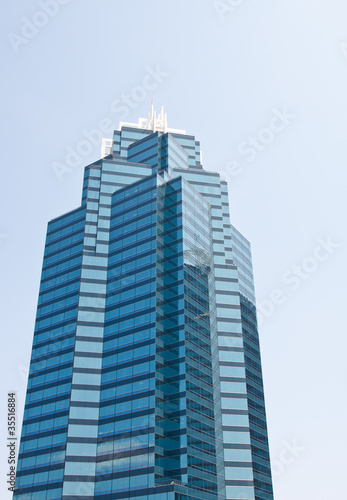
[119,101,186,134]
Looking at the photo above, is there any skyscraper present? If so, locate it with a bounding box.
[14,106,274,500]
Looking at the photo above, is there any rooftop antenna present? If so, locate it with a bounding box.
[146,98,155,129]
[118,101,186,134]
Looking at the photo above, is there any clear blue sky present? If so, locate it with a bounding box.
[1,1,346,498]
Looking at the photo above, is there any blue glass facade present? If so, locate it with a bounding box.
[14,121,273,500]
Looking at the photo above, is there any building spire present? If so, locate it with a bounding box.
[119,101,186,134]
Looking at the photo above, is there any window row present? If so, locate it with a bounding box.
[18,450,65,471]
[22,416,68,438]
[35,308,77,332]
[26,383,71,405]
[99,395,154,418]
[15,468,64,488]
[109,226,156,252]
[31,336,75,361]
[104,325,154,348]
[97,432,154,456]
[106,282,155,308]
[98,414,154,437]
[103,343,155,369]
[38,281,80,306]
[40,269,81,292]
[107,268,156,294]
[33,322,76,349]
[42,244,83,269]
[20,432,67,453]
[111,187,156,214]
[111,202,156,228]
[28,366,72,390]
[37,295,79,319]
[94,473,153,494]
[30,351,74,374]
[48,208,85,233]
[44,231,84,257]
[101,377,154,401]
[46,219,85,245]
[107,253,156,280]
[105,297,154,322]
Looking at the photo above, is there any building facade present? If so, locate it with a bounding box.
[14,108,274,500]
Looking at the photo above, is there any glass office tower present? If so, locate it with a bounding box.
[14,108,274,500]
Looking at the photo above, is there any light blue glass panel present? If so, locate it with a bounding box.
[222,414,249,427]
[224,448,252,462]
[65,442,97,456]
[218,322,242,333]
[76,325,104,337]
[226,486,255,499]
[70,389,100,403]
[72,372,101,385]
[73,357,102,369]
[218,336,243,348]
[78,311,105,323]
[75,341,103,353]
[219,366,246,378]
[219,351,244,363]
[220,382,247,394]
[221,398,248,410]
[63,482,95,496]
[64,461,96,475]
[223,431,251,444]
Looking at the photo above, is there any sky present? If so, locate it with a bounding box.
[1,0,347,498]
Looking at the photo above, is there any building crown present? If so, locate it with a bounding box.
[119,100,186,135]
